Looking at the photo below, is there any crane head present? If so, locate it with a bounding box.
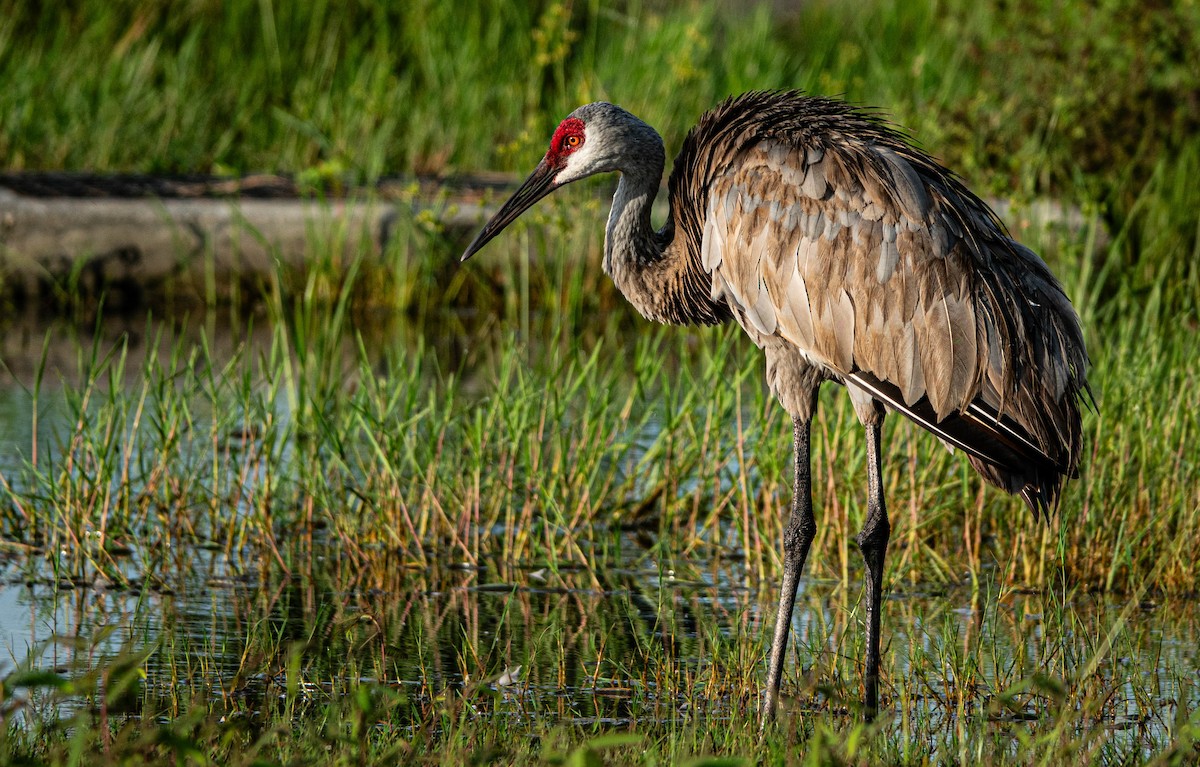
[460,116,591,262]
[461,103,649,262]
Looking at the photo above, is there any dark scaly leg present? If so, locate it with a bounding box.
[762,415,817,723]
[856,417,891,721]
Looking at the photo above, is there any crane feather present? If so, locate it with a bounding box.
[660,90,1088,510]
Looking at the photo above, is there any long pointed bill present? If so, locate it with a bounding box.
[461,159,560,262]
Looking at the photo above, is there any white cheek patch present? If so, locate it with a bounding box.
[555,131,600,184]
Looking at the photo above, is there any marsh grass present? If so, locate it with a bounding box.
[1,154,1199,762]
[3,0,1200,763]
[2,170,1198,767]
[11,275,1190,595]
[1,209,1198,762]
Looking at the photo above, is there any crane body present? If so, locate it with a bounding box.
[462,91,1091,721]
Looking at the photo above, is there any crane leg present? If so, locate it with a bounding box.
[762,415,816,723]
[856,418,890,721]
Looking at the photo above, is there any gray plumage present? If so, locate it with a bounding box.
[461,90,1092,722]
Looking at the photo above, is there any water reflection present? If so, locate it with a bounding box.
[1,540,758,725]
[2,537,1196,747]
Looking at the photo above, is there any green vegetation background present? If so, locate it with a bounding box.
[7,0,1194,580]
[3,0,1198,326]
[1,1,1199,764]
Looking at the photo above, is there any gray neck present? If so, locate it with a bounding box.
[601,159,730,327]
[603,161,664,276]
[593,113,729,327]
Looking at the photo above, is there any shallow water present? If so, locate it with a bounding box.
[2,533,1196,746]
[0,314,1196,757]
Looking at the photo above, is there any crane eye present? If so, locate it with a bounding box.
[565,134,582,149]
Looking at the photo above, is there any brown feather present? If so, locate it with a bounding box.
[653,90,1090,513]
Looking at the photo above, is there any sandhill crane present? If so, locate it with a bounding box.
[461,91,1091,722]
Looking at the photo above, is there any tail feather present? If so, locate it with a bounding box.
[848,370,1070,518]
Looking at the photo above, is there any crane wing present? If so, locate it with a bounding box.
[679,90,1089,511]
[702,137,985,422]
